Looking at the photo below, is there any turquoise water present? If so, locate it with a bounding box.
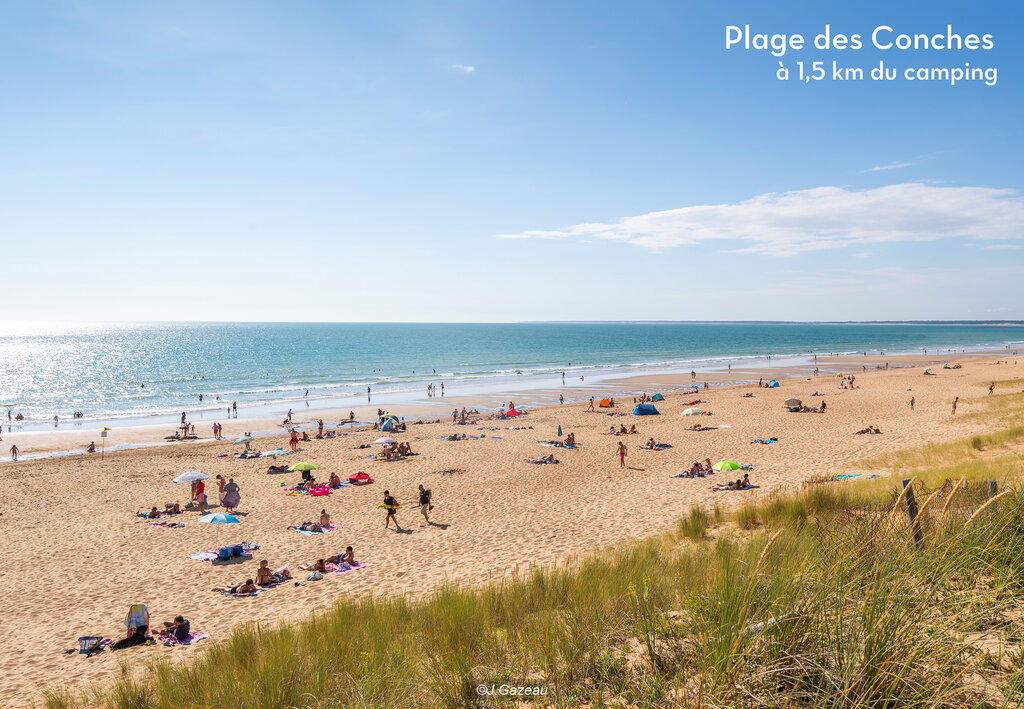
[1,321,1022,428]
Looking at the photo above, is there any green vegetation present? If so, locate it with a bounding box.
[44,447,1024,708]
[858,424,1024,473]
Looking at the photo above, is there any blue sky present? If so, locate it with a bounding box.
[1,0,1021,321]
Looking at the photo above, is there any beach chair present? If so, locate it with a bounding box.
[123,604,150,636]
[78,636,104,656]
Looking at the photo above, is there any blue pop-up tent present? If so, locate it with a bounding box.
[632,403,660,415]
[768,380,780,388]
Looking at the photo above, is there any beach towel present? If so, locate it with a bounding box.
[526,458,559,464]
[327,561,372,576]
[293,524,340,536]
[158,631,209,645]
[151,521,187,529]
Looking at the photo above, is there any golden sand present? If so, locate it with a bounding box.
[0,356,1019,705]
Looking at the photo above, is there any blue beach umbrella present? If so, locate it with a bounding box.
[557,424,562,437]
[198,512,240,547]
[233,436,254,445]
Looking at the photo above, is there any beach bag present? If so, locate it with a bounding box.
[78,636,103,655]
[307,571,324,581]
[217,547,232,561]
[231,544,244,558]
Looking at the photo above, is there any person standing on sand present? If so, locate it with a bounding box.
[417,484,433,525]
[232,401,237,417]
[910,396,915,411]
[383,490,400,530]
[617,441,627,468]
[196,478,206,513]
[10,444,18,461]
[951,397,959,415]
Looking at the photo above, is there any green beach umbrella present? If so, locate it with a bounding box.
[713,461,742,471]
[288,462,320,472]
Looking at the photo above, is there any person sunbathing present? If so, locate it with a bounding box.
[619,425,628,435]
[325,546,359,567]
[743,393,755,398]
[287,521,323,532]
[161,616,191,643]
[139,506,162,519]
[320,509,332,527]
[213,579,258,595]
[255,560,274,586]
[267,464,289,473]
[300,558,328,573]
[608,426,619,435]
[629,425,637,434]
[328,473,343,488]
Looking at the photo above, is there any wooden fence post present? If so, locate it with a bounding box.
[902,478,924,550]
[988,480,998,499]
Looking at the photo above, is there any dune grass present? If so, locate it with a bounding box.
[857,424,1024,473]
[43,444,1024,708]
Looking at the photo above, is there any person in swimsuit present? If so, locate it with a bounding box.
[383,490,400,530]
[617,441,627,468]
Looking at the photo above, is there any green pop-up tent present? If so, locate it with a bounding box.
[651,393,665,402]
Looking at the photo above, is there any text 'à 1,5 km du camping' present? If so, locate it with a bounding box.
[726,24,999,86]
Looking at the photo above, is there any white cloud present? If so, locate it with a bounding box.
[982,244,1024,250]
[450,64,476,73]
[496,183,1024,256]
[864,161,913,172]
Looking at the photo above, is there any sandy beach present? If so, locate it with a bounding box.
[1,355,1020,706]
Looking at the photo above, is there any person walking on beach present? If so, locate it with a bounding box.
[383,490,400,530]
[617,441,627,468]
[367,386,371,402]
[989,382,995,395]
[417,484,433,525]
[10,444,18,461]
[951,397,959,415]
[559,394,564,405]
[909,396,915,411]
[232,401,237,417]
[289,429,299,451]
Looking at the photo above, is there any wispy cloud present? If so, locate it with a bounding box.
[450,64,476,73]
[496,183,1024,256]
[864,161,913,172]
[983,244,1024,250]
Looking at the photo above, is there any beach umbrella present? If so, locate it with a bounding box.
[288,462,320,472]
[713,461,742,471]
[232,436,254,445]
[557,424,562,437]
[681,408,703,416]
[923,368,932,372]
[198,512,239,547]
[172,470,209,483]
[784,398,802,408]
[374,437,397,445]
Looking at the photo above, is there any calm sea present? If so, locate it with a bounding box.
[2,322,1022,428]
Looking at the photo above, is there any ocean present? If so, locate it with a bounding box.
[2,321,1022,430]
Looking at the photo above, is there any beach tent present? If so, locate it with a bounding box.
[651,393,665,402]
[632,403,660,415]
[598,398,612,407]
[681,407,703,416]
[768,380,780,388]
[380,419,395,431]
[507,408,519,417]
